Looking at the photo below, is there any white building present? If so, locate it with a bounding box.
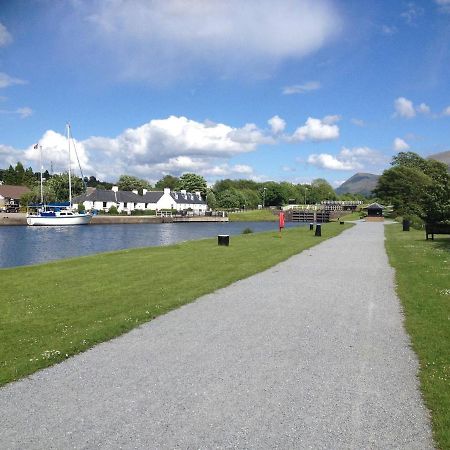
[73,187,207,214]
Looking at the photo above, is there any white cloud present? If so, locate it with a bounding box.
[416,103,430,115]
[322,114,341,125]
[24,130,93,174]
[75,0,341,82]
[394,97,435,118]
[442,106,450,116]
[268,115,286,134]
[0,144,22,167]
[381,25,397,35]
[308,153,357,170]
[393,138,410,151]
[16,107,33,118]
[307,146,382,171]
[16,116,270,181]
[282,81,321,95]
[435,0,450,13]
[0,23,12,47]
[291,117,340,142]
[394,97,416,118]
[0,73,27,89]
[351,118,365,127]
[0,106,33,119]
[401,3,424,24]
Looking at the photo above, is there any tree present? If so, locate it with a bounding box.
[260,182,286,207]
[310,178,336,202]
[374,152,450,223]
[176,173,207,197]
[206,189,218,209]
[117,175,151,194]
[216,189,243,209]
[46,173,85,201]
[155,175,179,190]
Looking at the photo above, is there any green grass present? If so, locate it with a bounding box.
[336,211,361,221]
[228,209,278,221]
[385,225,449,450]
[0,222,352,387]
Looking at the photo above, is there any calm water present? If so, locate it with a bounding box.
[0,222,304,269]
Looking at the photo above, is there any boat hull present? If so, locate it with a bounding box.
[26,214,92,226]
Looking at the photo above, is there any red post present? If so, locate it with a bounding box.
[279,211,285,235]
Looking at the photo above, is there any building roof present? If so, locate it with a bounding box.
[0,185,31,199]
[73,189,141,204]
[142,191,164,203]
[365,202,384,210]
[73,188,206,206]
[170,191,205,205]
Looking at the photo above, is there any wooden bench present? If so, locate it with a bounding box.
[425,223,450,240]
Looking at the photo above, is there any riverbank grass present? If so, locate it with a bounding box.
[228,209,277,221]
[1,222,351,386]
[385,224,449,449]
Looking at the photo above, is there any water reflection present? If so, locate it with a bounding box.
[0,222,304,269]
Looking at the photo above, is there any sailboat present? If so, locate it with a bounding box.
[26,124,92,226]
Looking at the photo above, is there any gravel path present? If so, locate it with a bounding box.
[0,222,434,449]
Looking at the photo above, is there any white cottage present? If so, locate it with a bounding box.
[73,187,207,214]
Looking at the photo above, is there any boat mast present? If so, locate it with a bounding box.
[39,145,43,204]
[67,123,72,207]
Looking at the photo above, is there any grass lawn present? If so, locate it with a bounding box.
[228,209,278,221]
[385,224,449,450]
[0,222,351,387]
[336,211,361,221]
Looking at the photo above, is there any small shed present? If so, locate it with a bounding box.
[365,202,384,221]
[0,185,31,208]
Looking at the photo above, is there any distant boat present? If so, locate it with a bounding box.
[27,124,92,226]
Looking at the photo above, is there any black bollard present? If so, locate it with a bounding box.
[402,219,410,232]
[218,234,230,246]
[315,224,322,236]
[309,223,314,230]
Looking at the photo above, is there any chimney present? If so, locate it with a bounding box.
[132,189,138,195]
[112,186,119,192]
[143,189,148,195]
[164,188,171,194]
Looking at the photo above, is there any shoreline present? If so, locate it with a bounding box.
[0,212,229,225]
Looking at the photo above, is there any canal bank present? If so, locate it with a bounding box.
[0,213,228,226]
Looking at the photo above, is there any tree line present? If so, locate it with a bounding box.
[2,162,368,207]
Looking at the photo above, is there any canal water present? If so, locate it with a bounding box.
[0,222,304,269]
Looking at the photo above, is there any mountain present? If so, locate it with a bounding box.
[335,173,380,196]
[428,150,450,171]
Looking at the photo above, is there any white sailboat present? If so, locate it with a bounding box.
[27,124,92,226]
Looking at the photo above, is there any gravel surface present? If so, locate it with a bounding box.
[0,222,434,449]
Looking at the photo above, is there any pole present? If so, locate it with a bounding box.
[67,123,72,207]
[39,145,43,204]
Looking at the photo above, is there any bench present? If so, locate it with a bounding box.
[425,222,450,240]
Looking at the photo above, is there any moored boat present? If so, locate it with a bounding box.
[26,124,92,226]
[27,202,92,226]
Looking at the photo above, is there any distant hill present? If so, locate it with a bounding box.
[428,150,450,171]
[335,173,380,196]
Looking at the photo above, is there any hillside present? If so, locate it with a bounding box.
[428,150,450,171]
[335,173,379,196]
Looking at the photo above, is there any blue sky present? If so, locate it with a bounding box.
[0,0,449,187]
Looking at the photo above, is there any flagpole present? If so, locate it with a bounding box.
[39,145,43,204]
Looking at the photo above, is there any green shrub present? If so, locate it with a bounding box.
[242,227,253,234]
[108,205,119,215]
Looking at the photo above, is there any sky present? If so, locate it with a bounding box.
[0,0,449,188]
